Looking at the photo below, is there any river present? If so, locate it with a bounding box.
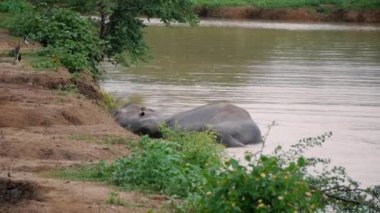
[100,20,380,187]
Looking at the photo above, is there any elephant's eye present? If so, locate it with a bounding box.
[139,111,145,117]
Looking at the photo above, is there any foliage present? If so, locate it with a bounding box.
[54,130,223,198]
[30,56,59,70]
[110,137,200,196]
[101,91,119,113]
[48,164,108,181]
[0,12,14,28]
[108,130,223,197]
[57,83,81,96]
[105,191,126,206]
[102,135,134,145]
[26,51,60,70]
[10,7,103,76]
[0,0,32,13]
[0,0,32,28]
[274,132,380,211]
[191,0,380,9]
[180,132,379,212]
[2,0,198,78]
[161,127,224,168]
[60,84,80,94]
[67,0,99,13]
[52,129,379,212]
[99,0,199,65]
[183,156,322,212]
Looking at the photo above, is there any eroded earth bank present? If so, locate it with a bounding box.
[194,6,380,23]
[0,29,166,212]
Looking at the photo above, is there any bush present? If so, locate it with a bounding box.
[101,91,119,113]
[68,0,98,13]
[191,0,380,9]
[108,130,224,197]
[184,156,322,212]
[54,129,224,198]
[53,130,379,212]
[161,127,224,168]
[0,0,32,13]
[180,132,380,212]
[10,7,103,76]
[110,137,199,196]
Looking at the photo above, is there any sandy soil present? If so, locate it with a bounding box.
[0,29,166,212]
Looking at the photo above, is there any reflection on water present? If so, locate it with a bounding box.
[100,22,380,186]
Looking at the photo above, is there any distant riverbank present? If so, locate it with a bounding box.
[193,6,380,23]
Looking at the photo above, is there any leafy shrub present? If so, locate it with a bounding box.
[110,137,198,196]
[10,7,103,76]
[0,0,32,13]
[108,131,223,197]
[52,130,379,212]
[29,53,60,70]
[191,0,380,9]
[31,58,58,70]
[180,132,380,212]
[161,127,224,168]
[55,130,223,198]
[101,91,119,113]
[184,156,322,212]
[68,0,98,13]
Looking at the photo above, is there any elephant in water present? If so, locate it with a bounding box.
[114,103,263,147]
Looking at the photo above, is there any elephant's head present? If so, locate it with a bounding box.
[114,103,163,137]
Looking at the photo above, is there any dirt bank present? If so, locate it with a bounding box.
[0,29,166,212]
[194,6,380,23]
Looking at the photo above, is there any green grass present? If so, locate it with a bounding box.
[105,192,127,206]
[102,135,134,145]
[68,134,137,148]
[68,134,97,142]
[47,130,379,212]
[101,92,120,113]
[57,84,81,96]
[29,56,60,71]
[191,0,380,9]
[24,51,61,71]
[0,12,15,28]
[50,129,224,196]
[104,191,150,208]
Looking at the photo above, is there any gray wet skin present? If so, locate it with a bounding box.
[114,103,263,147]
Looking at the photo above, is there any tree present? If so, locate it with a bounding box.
[10,0,197,77]
[97,0,198,65]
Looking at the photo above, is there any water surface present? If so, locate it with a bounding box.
[101,21,380,186]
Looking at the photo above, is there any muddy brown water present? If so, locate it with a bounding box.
[101,20,380,187]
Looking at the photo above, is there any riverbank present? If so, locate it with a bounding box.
[0,29,166,212]
[18,0,380,23]
[194,6,380,23]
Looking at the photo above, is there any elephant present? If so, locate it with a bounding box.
[114,102,263,147]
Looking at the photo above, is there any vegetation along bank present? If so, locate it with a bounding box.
[38,0,380,23]
[192,0,380,23]
[0,0,379,212]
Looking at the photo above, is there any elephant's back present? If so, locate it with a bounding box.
[168,103,251,126]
